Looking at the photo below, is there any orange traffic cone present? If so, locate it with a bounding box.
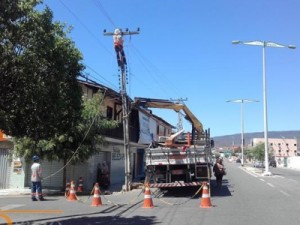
[91,183,102,207]
[142,184,154,208]
[200,182,212,208]
[77,177,84,193]
[67,180,78,201]
[65,180,70,198]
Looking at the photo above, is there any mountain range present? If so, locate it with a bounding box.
[212,130,300,148]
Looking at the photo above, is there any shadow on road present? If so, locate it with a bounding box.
[156,186,203,198]
[17,215,158,225]
[210,179,232,197]
[57,215,158,225]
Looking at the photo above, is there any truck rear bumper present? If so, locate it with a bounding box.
[149,181,204,188]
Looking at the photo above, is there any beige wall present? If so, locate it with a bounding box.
[253,138,298,157]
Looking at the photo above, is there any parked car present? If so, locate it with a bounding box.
[254,161,265,168]
[269,159,277,168]
[236,158,241,163]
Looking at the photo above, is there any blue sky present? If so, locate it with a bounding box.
[41,0,300,137]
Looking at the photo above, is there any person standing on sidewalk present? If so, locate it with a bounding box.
[31,155,45,201]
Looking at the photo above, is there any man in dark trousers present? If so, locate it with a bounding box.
[213,158,226,189]
[31,155,45,201]
[113,28,127,68]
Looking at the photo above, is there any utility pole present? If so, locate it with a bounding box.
[170,98,187,132]
[104,28,140,191]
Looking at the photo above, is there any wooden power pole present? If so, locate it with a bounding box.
[104,28,140,191]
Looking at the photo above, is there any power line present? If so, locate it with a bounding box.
[84,64,119,90]
[57,0,113,57]
[129,44,183,98]
[92,0,117,28]
[56,0,120,90]
[57,0,184,104]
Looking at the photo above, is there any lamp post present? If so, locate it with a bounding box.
[226,99,259,166]
[232,40,296,176]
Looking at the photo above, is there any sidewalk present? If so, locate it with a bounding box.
[0,182,143,196]
[0,188,61,196]
[242,164,300,175]
[0,188,30,196]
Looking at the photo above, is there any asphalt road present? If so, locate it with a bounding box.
[1,161,300,225]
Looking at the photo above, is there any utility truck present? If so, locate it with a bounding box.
[134,98,214,188]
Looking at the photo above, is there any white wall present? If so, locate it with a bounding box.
[287,156,300,169]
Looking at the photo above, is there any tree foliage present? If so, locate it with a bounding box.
[14,92,119,183]
[14,92,119,162]
[0,0,84,140]
[251,142,265,161]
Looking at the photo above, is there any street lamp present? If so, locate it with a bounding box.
[226,99,259,166]
[232,40,296,176]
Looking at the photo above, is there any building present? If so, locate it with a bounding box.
[0,80,174,191]
[0,131,13,189]
[252,137,298,168]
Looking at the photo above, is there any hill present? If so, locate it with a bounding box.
[212,130,300,148]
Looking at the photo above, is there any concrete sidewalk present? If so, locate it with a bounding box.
[242,164,300,176]
[0,188,30,196]
[0,182,142,196]
[0,188,62,196]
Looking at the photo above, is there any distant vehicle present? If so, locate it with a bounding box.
[269,159,277,168]
[254,161,265,168]
[236,158,241,163]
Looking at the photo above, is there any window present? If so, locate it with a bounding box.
[106,106,113,119]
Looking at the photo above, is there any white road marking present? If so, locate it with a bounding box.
[260,178,265,182]
[267,183,275,188]
[279,190,290,197]
[240,167,258,177]
[0,204,24,210]
[247,171,258,177]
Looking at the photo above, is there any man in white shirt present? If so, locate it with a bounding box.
[31,155,44,201]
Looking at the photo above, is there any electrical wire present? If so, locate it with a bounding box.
[57,0,114,58]
[92,0,117,28]
[43,89,108,180]
[57,0,177,100]
[57,0,185,106]
[84,64,119,91]
[129,44,183,98]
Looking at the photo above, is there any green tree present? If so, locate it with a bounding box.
[244,148,254,161]
[14,92,119,184]
[0,0,83,140]
[251,142,265,161]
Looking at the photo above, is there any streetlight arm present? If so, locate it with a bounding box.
[232,40,296,49]
[232,40,241,44]
[232,39,296,176]
[288,45,296,49]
